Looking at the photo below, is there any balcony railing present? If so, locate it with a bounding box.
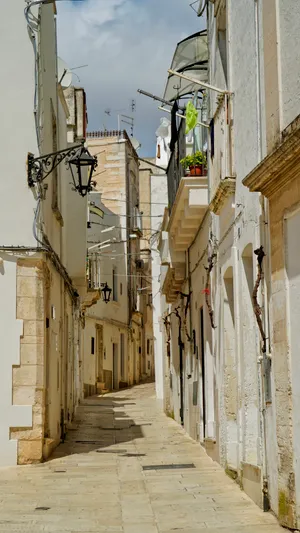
[87,254,101,290]
[167,119,186,210]
[132,206,143,236]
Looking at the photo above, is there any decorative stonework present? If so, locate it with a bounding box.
[168,176,208,251]
[162,263,185,303]
[12,258,45,465]
[81,289,101,314]
[243,114,300,197]
[209,177,236,215]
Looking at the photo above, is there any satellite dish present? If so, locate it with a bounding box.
[131,138,141,151]
[57,57,72,89]
[156,118,170,139]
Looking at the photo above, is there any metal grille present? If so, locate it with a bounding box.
[143,463,195,471]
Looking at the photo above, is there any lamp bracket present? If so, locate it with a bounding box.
[27,142,84,187]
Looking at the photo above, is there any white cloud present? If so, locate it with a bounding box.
[57,0,202,155]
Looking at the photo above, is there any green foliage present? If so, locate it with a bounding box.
[180,151,207,169]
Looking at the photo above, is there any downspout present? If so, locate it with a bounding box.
[255,0,270,512]
[187,248,194,373]
[177,312,184,426]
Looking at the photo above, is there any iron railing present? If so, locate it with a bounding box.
[167,119,186,210]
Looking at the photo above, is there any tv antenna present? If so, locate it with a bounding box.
[131,99,136,113]
[57,57,73,88]
[118,114,134,137]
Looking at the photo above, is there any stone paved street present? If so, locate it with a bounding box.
[0,383,285,532]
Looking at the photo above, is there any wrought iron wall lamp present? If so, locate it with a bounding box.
[101,282,112,304]
[27,142,98,197]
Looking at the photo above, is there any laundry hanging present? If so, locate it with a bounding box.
[185,101,198,134]
[170,100,179,152]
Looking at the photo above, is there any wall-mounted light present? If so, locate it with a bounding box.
[27,143,98,198]
[101,282,112,304]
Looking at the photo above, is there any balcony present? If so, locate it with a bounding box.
[209,94,235,214]
[167,120,186,210]
[161,263,186,304]
[158,213,184,303]
[168,175,208,252]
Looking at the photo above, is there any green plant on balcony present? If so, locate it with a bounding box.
[180,151,207,176]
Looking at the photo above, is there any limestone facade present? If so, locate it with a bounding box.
[244,117,300,528]
[0,3,91,466]
[85,132,146,392]
[155,1,300,528]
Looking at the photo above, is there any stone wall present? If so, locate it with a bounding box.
[269,180,300,529]
[12,258,46,465]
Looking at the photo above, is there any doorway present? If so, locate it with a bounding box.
[113,343,119,390]
[285,209,300,511]
[133,340,137,383]
[200,307,206,440]
[96,325,104,383]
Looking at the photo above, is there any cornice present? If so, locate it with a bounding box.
[209,177,236,215]
[243,118,300,198]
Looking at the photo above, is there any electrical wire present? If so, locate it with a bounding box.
[87,234,156,245]
[25,1,41,148]
[90,221,160,233]
[103,213,163,218]
[87,273,159,279]
[99,197,168,206]
[96,250,159,258]
[189,210,244,278]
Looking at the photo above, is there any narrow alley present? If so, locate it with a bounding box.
[0,384,284,533]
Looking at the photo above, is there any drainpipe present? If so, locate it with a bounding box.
[255,0,270,512]
[174,306,184,426]
[187,249,193,347]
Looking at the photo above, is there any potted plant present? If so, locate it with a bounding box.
[180,151,207,176]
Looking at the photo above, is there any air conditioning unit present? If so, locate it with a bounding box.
[135,259,145,270]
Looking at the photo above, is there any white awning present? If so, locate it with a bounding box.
[163,31,208,102]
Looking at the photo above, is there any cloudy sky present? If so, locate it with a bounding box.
[56,0,201,156]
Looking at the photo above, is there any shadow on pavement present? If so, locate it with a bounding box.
[47,392,146,461]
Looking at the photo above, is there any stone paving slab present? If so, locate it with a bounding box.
[0,383,286,532]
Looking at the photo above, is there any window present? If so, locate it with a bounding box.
[147,339,150,355]
[133,207,143,234]
[113,269,118,301]
[120,283,123,296]
[91,337,95,355]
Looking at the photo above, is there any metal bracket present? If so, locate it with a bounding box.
[27,142,84,187]
[168,69,232,95]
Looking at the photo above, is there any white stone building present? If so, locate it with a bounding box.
[0,1,92,465]
[86,131,145,388]
[154,3,300,527]
[82,193,130,394]
[206,2,300,526]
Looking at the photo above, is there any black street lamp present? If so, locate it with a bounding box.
[68,146,98,197]
[101,282,112,304]
[27,143,98,197]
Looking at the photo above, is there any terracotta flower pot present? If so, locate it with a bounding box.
[189,165,203,176]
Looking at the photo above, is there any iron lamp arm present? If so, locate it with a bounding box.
[27,142,84,187]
